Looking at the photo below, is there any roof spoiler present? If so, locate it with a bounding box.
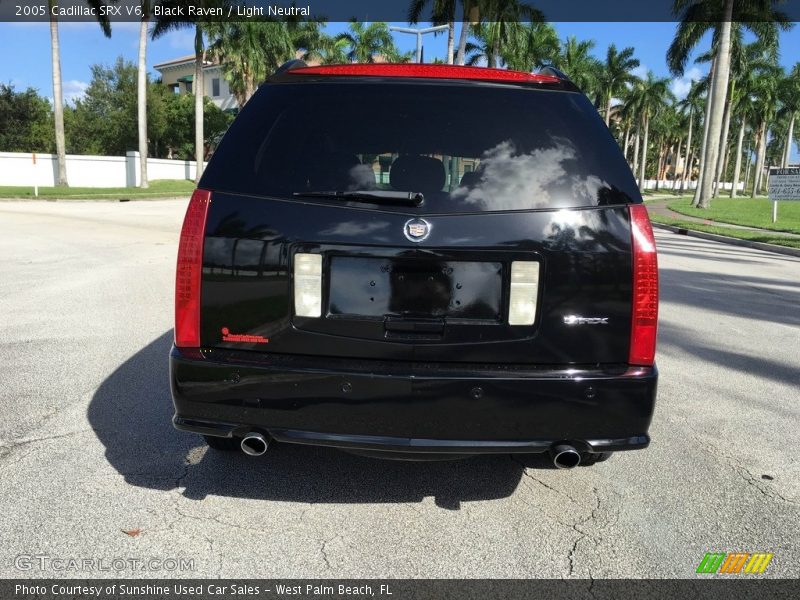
[274,59,307,75]
[538,66,570,82]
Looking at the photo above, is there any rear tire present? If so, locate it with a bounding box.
[580,451,613,466]
[203,435,240,452]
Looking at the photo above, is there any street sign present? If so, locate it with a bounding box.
[767,167,800,223]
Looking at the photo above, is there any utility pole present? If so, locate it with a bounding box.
[389,25,449,63]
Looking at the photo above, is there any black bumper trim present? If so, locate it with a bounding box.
[173,416,650,455]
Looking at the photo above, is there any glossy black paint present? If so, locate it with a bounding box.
[171,347,656,454]
[171,74,658,455]
[200,193,633,365]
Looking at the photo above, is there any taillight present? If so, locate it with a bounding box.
[629,204,659,366]
[175,189,211,348]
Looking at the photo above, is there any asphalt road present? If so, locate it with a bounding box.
[0,199,797,580]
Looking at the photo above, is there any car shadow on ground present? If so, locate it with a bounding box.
[87,332,537,509]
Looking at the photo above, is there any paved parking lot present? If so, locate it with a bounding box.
[0,199,797,579]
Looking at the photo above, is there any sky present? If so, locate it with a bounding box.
[0,21,798,160]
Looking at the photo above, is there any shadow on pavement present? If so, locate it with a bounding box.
[87,332,528,509]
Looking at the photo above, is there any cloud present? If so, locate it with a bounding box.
[631,64,648,80]
[670,66,703,100]
[62,79,89,104]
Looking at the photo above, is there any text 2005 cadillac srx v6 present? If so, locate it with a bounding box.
[169,63,659,467]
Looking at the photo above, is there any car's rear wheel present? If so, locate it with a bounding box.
[203,435,240,452]
[580,451,613,466]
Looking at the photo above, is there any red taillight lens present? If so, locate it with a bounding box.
[175,189,211,348]
[629,204,659,366]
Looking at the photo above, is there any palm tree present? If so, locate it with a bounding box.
[550,37,602,98]
[207,21,293,107]
[460,0,544,68]
[626,71,674,191]
[48,0,113,186]
[729,101,755,197]
[304,35,351,65]
[598,45,640,127]
[750,67,782,196]
[408,0,457,64]
[137,1,151,188]
[677,81,704,191]
[337,22,401,64]
[152,0,225,182]
[779,63,800,167]
[455,1,480,65]
[501,22,559,72]
[696,34,778,197]
[667,0,791,208]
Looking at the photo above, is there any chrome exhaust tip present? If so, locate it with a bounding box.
[240,432,269,457]
[550,444,581,469]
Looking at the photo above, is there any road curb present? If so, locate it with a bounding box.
[652,223,800,258]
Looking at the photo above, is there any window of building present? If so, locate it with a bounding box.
[212,78,220,97]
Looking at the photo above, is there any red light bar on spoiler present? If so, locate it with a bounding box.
[288,64,561,84]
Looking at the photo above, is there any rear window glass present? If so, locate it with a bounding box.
[201,81,640,212]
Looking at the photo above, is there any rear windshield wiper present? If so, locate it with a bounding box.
[292,190,424,207]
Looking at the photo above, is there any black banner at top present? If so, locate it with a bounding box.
[3,0,800,23]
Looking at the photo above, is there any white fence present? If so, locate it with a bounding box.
[0,150,748,194]
[0,151,196,188]
[639,179,745,192]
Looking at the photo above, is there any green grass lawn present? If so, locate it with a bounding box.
[0,179,195,200]
[649,213,800,250]
[666,197,800,235]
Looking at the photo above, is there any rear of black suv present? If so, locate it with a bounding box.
[170,64,659,465]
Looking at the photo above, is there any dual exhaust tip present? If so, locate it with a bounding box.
[550,444,582,469]
[240,432,269,456]
[238,434,582,467]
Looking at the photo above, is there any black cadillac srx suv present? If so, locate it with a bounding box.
[170,63,659,467]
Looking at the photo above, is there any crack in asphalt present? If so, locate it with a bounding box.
[0,429,92,450]
[689,433,798,506]
[734,464,798,506]
[566,487,603,577]
[319,535,340,571]
[509,457,614,578]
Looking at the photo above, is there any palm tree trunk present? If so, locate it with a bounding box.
[731,117,746,197]
[632,128,641,176]
[684,149,694,192]
[712,86,733,198]
[638,115,649,192]
[49,10,68,186]
[697,0,733,209]
[605,95,613,127]
[623,125,631,162]
[673,137,683,189]
[194,26,205,183]
[680,108,694,192]
[744,139,752,191]
[752,123,767,198]
[784,113,795,168]
[692,66,714,206]
[455,16,469,65]
[446,21,455,65]
[137,15,149,189]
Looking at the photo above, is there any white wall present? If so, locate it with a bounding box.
[0,151,195,188]
[639,179,745,192]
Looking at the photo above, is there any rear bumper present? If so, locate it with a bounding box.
[170,347,657,455]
